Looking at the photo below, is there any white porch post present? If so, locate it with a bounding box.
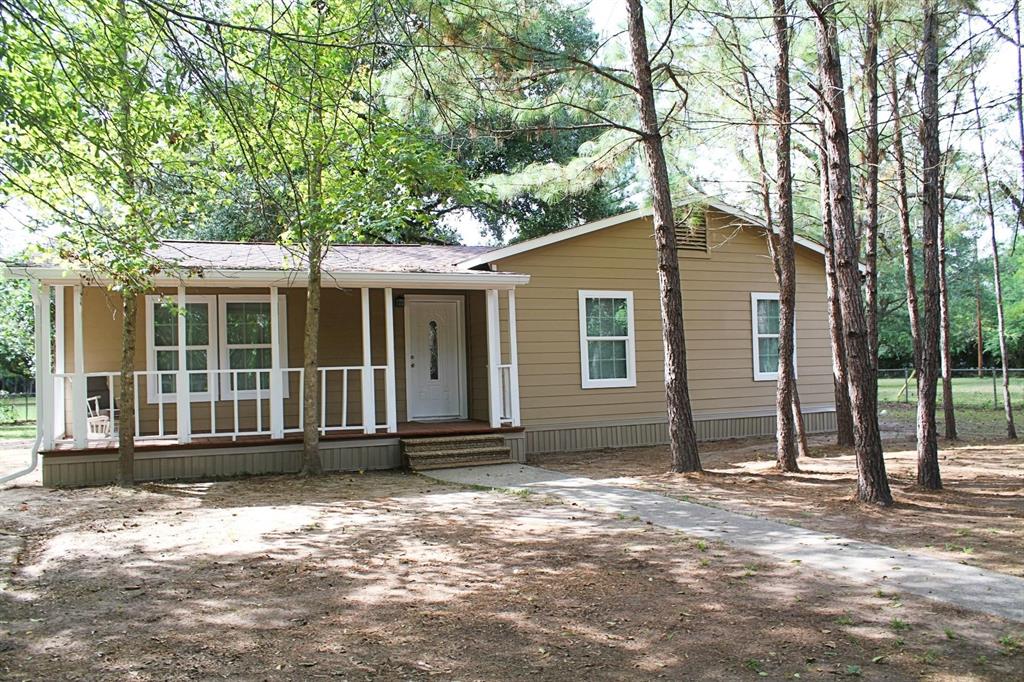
[175,285,191,444]
[485,289,502,428]
[71,284,87,448]
[33,283,54,451]
[507,289,521,427]
[53,286,65,441]
[269,286,284,439]
[383,287,397,433]
[361,288,376,434]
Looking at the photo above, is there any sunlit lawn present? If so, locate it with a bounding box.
[878,375,1024,410]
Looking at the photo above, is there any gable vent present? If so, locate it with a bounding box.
[674,211,708,252]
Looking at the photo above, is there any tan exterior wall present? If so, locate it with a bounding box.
[60,286,487,438]
[493,209,835,428]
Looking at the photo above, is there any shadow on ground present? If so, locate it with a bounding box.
[1,471,1021,680]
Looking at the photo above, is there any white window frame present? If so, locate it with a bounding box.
[578,290,637,389]
[751,292,797,381]
[218,294,289,400]
[145,295,218,404]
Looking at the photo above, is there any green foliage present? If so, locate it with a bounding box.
[0,279,33,377]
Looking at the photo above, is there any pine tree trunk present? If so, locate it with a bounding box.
[916,1,942,489]
[938,175,957,440]
[970,35,1018,440]
[301,237,324,475]
[117,293,136,487]
[890,67,922,371]
[810,1,892,505]
[863,2,881,372]
[819,130,855,447]
[772,0,798,472]
[625,0,701,472]
[791,389,811,459]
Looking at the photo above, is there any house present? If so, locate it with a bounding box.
[5,198,838,486]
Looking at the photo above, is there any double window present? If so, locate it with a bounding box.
[145,294,287,403]
[751,292,796,381]
[578,290,636,389]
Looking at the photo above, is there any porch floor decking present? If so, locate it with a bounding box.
[44,420,523,456]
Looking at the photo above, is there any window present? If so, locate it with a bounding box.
[218,295,288,399]
[751,292,796,381]
[578,290,636,389]
[145,296,217,403]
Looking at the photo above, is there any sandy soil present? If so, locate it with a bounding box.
[0,471,1021,680]
[534,417,1024,578]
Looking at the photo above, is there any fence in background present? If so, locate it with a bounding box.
[878,368,1024,410]
[0,375,36,424]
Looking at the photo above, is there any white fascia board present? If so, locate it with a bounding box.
[4,265,530,290]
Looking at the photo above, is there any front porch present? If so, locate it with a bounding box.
[30,280,524,457]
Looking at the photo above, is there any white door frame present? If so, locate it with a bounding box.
[403,294,468,421]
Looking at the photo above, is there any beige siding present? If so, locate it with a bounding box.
[495,209,835,427]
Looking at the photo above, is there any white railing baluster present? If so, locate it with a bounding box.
[341,369,348,429]
[209,369,216,436]
[232,370,239,441]
[320,368,327,435]
[256,371,263,434]
[133,373,140,439]
[157,374,165,437]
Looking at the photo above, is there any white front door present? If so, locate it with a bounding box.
[405,295,467,421]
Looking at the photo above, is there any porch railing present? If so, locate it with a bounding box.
[52,365,394,444]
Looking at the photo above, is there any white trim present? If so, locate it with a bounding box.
[35,284,54,451]
[578,290,637,389]
[145,294,218,404]
[384,288,397,432]
[176,285,191,444]
[750,292,798,381]
[217,294,289,401]
[360,288,375,434]
[53,286,65,440]
[269,287,284,439]
[71,285,87,448]
[485,289,502,428]
[403,294,468,421]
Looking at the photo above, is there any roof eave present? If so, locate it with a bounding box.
[2,265,530,290]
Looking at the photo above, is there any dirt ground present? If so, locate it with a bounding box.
[0,471,1021,681]
[535,412,1024,578]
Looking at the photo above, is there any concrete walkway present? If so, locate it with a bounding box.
[426,464,1024,622]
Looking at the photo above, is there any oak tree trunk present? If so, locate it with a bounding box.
[772,0,798,472]
[117,294,137,486]
[916,2,942,489]
[625,0,701,472]
[819,129,855,447]
[810,1,892,505]
[301,236,324,475]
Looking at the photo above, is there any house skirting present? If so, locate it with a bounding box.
[41,432,529,487]
[40,410,831,487]
[522,408,837,456]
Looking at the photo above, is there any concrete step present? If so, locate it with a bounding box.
[402,434,506,454]
[402,434,512,471]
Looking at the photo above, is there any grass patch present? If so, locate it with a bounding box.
[0,422,35,441]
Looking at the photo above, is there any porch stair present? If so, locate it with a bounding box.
[402,433,513,471]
